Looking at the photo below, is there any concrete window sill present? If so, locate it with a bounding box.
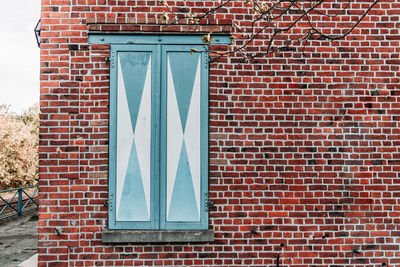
[102,229,214,243]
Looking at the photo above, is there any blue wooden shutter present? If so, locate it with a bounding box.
[109,43,208,230]
[109,45,160,230]
[160,45,209,230]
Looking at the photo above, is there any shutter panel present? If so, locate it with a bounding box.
[109,45,159,229]
[161,45,209,230]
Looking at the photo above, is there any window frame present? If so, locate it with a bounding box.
[106,40,214,231]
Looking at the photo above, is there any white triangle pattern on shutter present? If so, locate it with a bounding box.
[116,53,152,221]
[166,54,201,221]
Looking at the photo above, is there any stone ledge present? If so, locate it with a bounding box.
[102,229,214,243]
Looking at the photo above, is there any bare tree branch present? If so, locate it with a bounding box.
[161,0,381,59]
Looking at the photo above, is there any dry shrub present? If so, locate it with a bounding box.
[0,104,39,190]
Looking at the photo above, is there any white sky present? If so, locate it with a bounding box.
[0,0,41,114]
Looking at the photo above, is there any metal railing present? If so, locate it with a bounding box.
[0,185,39,221]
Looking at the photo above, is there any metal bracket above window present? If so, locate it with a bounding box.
[34,19,41,48]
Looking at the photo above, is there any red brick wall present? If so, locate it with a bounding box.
[39,0,400,266]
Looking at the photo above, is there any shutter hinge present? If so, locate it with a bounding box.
[109,193,114,212]
[110,52,116,68]
[204,193,213,212]
[103,200,108,207]
[105,57,110,64]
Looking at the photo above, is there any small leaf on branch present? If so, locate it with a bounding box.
[201,33,214,44]
[159,0,167,6]
[190,48,199,54]
[188,12,199,24]
[160,13,168,23]
[233,22,242,31]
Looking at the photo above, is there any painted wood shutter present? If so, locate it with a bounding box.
[109,44,208,230]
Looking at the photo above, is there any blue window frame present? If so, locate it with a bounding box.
[108,41,210,230]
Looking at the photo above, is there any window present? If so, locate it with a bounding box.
[108,43,209,230]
